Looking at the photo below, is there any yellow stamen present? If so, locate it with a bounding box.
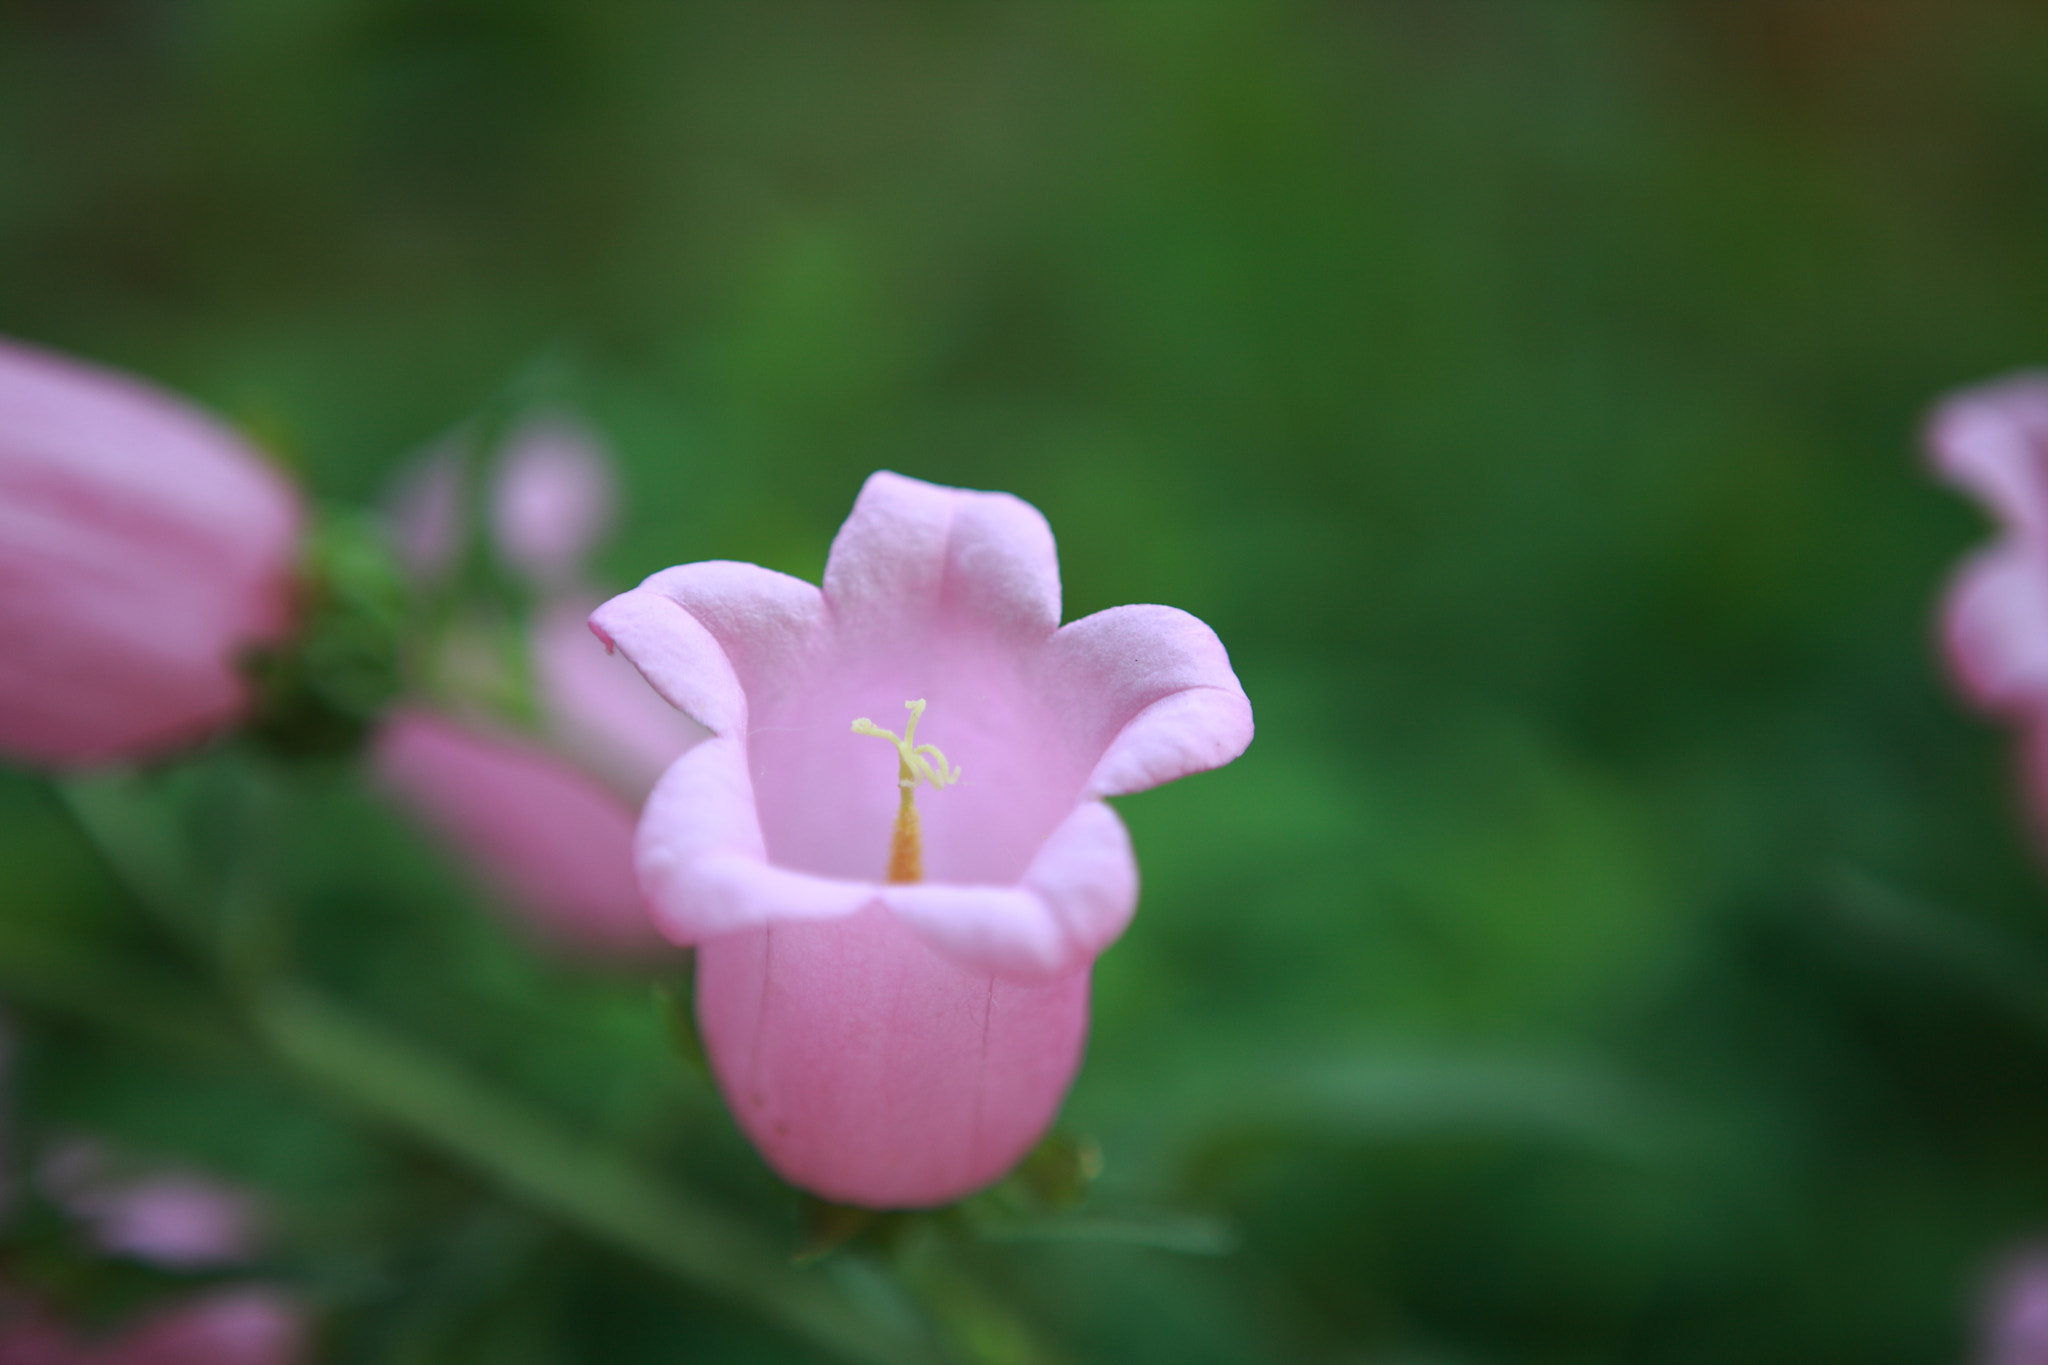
[851,699,960,884]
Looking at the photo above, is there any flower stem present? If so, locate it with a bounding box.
[48,770,944,1365]
[250,987,941,1365]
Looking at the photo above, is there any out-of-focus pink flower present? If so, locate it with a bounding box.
[385,411,615,588]
[0,1136,304,1365]
[1926,374,2048,854]
[0,1287,306,1365]
[39,1141,262,1272]
[591,471,1253,1207]
[370,603,702,958]
[374,704,676,958]
[1979,1246,2048,1365]
[490,413,615,586]
[373,421,699,961]
[99,1290,304,1365]
[1930,373,2048,716]
[0,337,300,768]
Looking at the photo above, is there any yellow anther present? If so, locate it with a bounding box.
[850,698,961,791]
[851,699,959,884]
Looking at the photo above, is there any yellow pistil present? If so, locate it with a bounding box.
[850,699,961,884]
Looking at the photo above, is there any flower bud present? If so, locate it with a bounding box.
[374,705,674,959]
[490,412,616,587]
[0,338,299,767]
[372,415,698,961]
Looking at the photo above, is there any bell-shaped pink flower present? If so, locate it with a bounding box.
[0,337,300,768]
[591,471,1253,1207]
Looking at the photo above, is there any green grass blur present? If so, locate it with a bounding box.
[7,1,2048,1361]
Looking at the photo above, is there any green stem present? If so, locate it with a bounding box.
[250,988,940,1365]
[50,775,942,1365]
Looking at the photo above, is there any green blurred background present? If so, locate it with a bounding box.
[7,1,2048,1360]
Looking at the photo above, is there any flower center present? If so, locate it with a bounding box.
[851,698,961,884]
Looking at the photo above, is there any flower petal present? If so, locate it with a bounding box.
[696,907,1091,1207]
[105,1287,307,1365]
[1945,545,2048,714]
[533,597,707,801]
[373,710,670,959]
[879,884,1064,976]
[590,561,824,735]
[1043,603,1255,797]
[0,336,299,766]
[822,470,1061,648]
[882,800,1138,976]
[40,1140,263,1270]
[491,411,616,584]
[635,736,874,942]
[1928,371,2048,539]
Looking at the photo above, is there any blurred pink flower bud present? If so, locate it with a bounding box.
[0,1134,303,1365]
[373,691,692,960]
[490,413,616,587]
[0,1287,306,1365]
[100,1289,306,1365]
[0,337,299,768]
[375,411,698,960]
[39,1140,262,1271]
[592,472,1254,1206]
[372,600,702,962]
[1980,1246,2048,1365]
[1929,372,2048,717]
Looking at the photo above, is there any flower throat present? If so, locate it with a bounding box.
[851,699,960,883]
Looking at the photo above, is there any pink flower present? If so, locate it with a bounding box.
[489,413,616,587]
[1929,372,2048,717]
[591,471,1253,1207]
[39,1140,263,1272]
[374,700,680,959]
[1925,374,2048,843]
[1979,1246,2048,1365]
[0,337,300,768]
[0,1287,306,1365]
[0,1138,304,1365]
[384,410,615,586]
